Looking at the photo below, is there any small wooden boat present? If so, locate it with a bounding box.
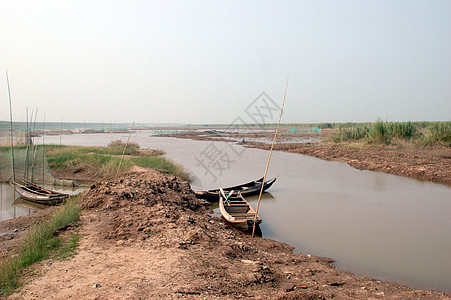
[194,177,276,202]
[219,188,261,230]
[10,179,69,205]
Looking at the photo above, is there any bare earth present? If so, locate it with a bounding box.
[6,168,450,299]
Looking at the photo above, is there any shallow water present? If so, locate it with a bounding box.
[0,183,41,221]
[0,183,84,222]
[29,131,451,292]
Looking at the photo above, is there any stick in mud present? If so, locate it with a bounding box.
[116,122,135,178]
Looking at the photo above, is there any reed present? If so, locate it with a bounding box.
[389,122,417,139]
[423,122,451,145]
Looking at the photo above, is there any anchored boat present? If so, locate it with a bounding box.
[10,179,69,205]
[194,177,276,202]
[219,188,261,231]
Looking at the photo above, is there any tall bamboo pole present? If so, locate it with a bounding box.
[26,109,35,179]
[252,76,289,237]
[25,107,30,179]
[6,71,16,182]
[116,122,135,178]
[60,117,63,145]
[42,113,46,184]
[31,109,38,181]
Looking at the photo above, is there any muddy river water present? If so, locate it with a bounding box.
[2,131,450,292]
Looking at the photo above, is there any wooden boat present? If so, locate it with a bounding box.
[219,188,261,230]
[194,177,276,202]
[10,179,69,205]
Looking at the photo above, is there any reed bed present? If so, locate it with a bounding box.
[329,120,450,145]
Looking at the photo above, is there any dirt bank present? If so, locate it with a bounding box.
[0,208,57,261]
[241,141,451,185]
[156,130,451,185]
[7,168,449,299]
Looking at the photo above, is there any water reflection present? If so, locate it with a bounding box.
[1,183,40,221]
[1,182,87,222]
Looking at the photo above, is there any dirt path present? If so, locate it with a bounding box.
[8,169,450,299]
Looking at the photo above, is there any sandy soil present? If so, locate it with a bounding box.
[156,129,451,185]
[5,168,450,299]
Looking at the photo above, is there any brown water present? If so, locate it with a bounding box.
[25,131,451,292]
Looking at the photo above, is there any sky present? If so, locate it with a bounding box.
[0,0,450,124]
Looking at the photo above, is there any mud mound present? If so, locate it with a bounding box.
[81,171,207,242]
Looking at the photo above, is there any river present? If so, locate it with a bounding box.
[2,130,450,292]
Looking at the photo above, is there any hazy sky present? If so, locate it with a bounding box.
[1,0,450,124]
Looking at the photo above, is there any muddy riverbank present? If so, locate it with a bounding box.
[241,141,451,185]
[4,168,450,299]
[156,129,451,185]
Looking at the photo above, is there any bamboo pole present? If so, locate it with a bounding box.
[42,113,46,184]
[6,71,16,182]
[60,117,63,145]
[252,76,289,237]
[31,109,38,181]
[116,122,135,178]
[25,107,30,179]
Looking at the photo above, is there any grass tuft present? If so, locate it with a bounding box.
[130,156,191,182]
[0,197,81,296]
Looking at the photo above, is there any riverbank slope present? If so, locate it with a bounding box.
[7,168,449,299]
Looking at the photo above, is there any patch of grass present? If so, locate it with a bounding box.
[389,122,417,140]
[46,144,138,156]
[45,144,190,180]
[55,233,83,260]
[422,122,451,146]
[130,156,191,182]
[0,197,81,296]
[328,120,450,145]
[107,140,140,150]
[367,119,391,144]
[329,125,369,142]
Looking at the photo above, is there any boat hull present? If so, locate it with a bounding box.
[219,189,261,231]
[195,177,276,202]
[10,181,68,205]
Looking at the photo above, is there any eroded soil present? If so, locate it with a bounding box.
[6,168,450,299]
